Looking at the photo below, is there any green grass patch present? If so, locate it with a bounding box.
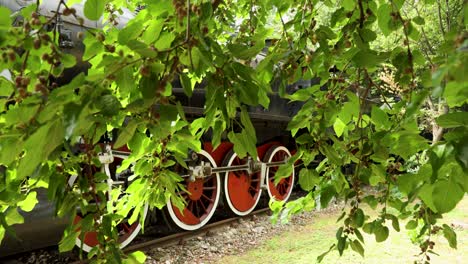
[217,196,468,264]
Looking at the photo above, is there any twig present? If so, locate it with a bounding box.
[436,0,446,36]
[278,10,293,50]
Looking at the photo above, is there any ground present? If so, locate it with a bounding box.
[215,196,468,264]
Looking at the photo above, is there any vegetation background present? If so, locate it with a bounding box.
[0,0,466,263]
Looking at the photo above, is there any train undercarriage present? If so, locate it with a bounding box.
[72,139,297,252]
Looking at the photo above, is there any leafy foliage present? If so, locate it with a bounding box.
[0,0,466,263]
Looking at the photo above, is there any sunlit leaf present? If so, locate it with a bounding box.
[84,0,106,20]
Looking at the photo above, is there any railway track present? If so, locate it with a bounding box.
[2,190,309,263]
[70,208,272,264]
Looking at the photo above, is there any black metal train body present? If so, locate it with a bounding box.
[0,1,310,257]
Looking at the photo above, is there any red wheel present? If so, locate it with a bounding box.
[264,145,294,201]
[166,150,220,230]
[223,150,262,216]
[68,152,148,252]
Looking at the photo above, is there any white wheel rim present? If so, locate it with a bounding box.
[166,150,221,231]
[224,152,262,216]
[69,152,148,252]
[265,146,294,202]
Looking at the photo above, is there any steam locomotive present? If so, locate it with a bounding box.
[0,0,308,256]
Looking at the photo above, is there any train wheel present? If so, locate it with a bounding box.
[222,150,262,216]
[264,145,295,202]
[68,153,148,252]
[166,150,220,231]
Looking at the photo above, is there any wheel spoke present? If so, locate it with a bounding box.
[279,184,286,194]
[121,223,131,232]
[203,176,214,183]
[198,199,207,212]
[177,190,189,196]
[202,193,214,202]
[188,200,194,212]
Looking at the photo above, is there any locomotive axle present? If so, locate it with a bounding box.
[187,157,289,181]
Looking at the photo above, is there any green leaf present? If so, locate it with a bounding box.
[0,7,12,28]
[0,135,23,166]
[350,239,365,257]
[444,82,468,107]
[363,195,378,209]
[374,224,389,242]
[114,120,139,149]
[319,145,342,165]
[142,21,163,44]
[369,164,386,186]
[180,74,194,97]
[342,0,355,11]
[66,0,83,6]
[274,163,294,185]
[383,131,428,160]
[116,67,134,97]
[62,54,77,68]
[83,34,104,60]
[317,244,335,263]
[84,0,106,20]
[154,32,175,50]
[125,251,147,264]
[98,94,122,117]
[351,208,365,228]
[436,112,468,128]
[405,220,418,230]
[118,21,144,45]
[228,42,264,60]
[333,117,346,137]
[397,164,430,195]
[442,224,457,249]
[465,3,468,26]
[418,183,437,212]
[352,49,385,67]
[393,0,404,9]
[228,131,247,158]
[320,185,336,208]
[413,16,425,25]
[298,168,319,191]
[336,226,343,240]
[337,235,346,256]
[5,208,24,225]
[0,226,5,243]
[354,228,365,243]
[126,40,158,57]
[159,104,178,122]
[371,106,391,130]
[240,108,256,143]
[432,179,464,213]
[358,28,377,42]
[385,214,400,232]
[363,222,374,234]
[18,191,38,212]
[59,230,79,252]
[287,86,320,102]
[407,22,420,41]
[17,119,64,180]
[63,103,81,140]
[454,137,468,170]
[377,4,392,36]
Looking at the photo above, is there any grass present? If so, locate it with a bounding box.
[216,196,468,264]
